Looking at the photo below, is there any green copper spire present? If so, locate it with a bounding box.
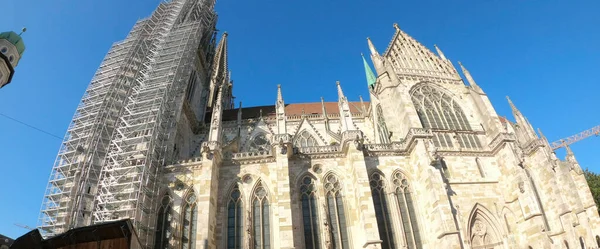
[362,53,377,88]
[0,28,26,55]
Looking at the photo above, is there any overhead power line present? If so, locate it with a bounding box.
[0,112,62,140]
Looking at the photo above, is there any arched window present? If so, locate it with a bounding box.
[524,168,549,231]
[369,173,395,249]
[154,196,172,249]
[249,133,271,152]
[227,186,243,249]
[300,176,320,249]
[392,171,422,249]
[376,105,391,144]
[182,191,198,249]
[252,183,270,249]
[294,130,318,147]
[324,174,349,249]
[410,84,481,149]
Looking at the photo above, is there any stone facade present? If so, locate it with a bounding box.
[149,23,600,249]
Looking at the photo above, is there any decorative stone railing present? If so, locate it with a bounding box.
[296,145,341,154]
[231,150,272,160]
[363,142,406,151]
[175,156,203,164]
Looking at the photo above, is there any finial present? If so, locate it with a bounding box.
[19,27,27,36]
[393,23,400,31]
[367,37,380,56]
[223,31,228,37]
[434,44,447,61]
[336,81,340,86]
[239,101,243,109]
[277,84,281,89]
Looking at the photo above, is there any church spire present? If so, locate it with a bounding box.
[275,84,287,134]
[506,96,537,141]
[433,44,447,61]
[458,61,482,92]
[337,81,356,132]
[207,32,229,108]
[362,53,377,89]
[367,37,380,57]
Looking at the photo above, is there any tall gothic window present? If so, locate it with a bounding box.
[524,169,550,231]
[410,84,481,149]
[300,176,320,249]
[376,105,391,144]
[369,173,395,249]
[182,191,198,249]
[249,133,271,152]
[252,183,270,249]
[294,130,318,147]
[392,171,422,249]
[227,186,243,249]
[324,174,349,249]
[154,196,172,249]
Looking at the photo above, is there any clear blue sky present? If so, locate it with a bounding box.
[1,0,599,239]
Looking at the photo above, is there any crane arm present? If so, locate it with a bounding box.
[550,125,600,150]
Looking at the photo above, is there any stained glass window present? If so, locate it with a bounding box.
[392,171,422,249]
[369,173,395,249]
[300,176,320,249]
[182,191,198,249]
[410,84,481,149]
[154,196,172,249]
[252,184,270,249]
[324,174,349,249]
[227,186,243,249]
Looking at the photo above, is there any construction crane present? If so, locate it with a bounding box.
[14,223,34,231]
[550,125,600,150]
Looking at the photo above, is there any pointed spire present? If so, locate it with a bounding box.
[359,95,366,114]
[321,97,328,119]
[362,53,377,89]
[367,37,380,57]
[237,101,243,136]
[458,61,482,92]
[336,81,356,132]
[275,85,287,134]
[506,96,538,140]
[434,44,447,61]
[208,32,229,108]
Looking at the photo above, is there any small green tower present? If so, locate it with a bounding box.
[0,28,26,88]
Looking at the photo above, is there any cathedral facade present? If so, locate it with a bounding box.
[158,25,600,249]
[37,0,600,249]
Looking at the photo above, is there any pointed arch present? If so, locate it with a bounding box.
[154,195,172,249]
[322,172,350,249]
[467,204,504,249]
[181,189,198,249]
[369,171,395,249]
[226,184,243,249]
[251,180,270,249]
[247,132,271,152]
[409,83,481,149]
[390,170,422,249]
[294,129,320,147]
[298,174,321,249]
[375,104,391,144]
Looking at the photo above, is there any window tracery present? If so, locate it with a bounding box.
[182,191,197,249]
[410,84,481,149]
[369,173,395,249]
[252,183,270,249]
[294,130,318,147]
[249,133,271,152]
[392,171,422,249]
[227,186,243,249]
[154,195,172,249]
[300,176,320,249]
[324,174,349,249]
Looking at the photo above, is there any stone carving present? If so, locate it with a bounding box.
[518,181,525,193]
[426,139,441,165]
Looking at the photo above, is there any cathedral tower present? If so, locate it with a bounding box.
[0,29,26,88]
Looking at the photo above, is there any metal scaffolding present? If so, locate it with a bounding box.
[38,0,217,247]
